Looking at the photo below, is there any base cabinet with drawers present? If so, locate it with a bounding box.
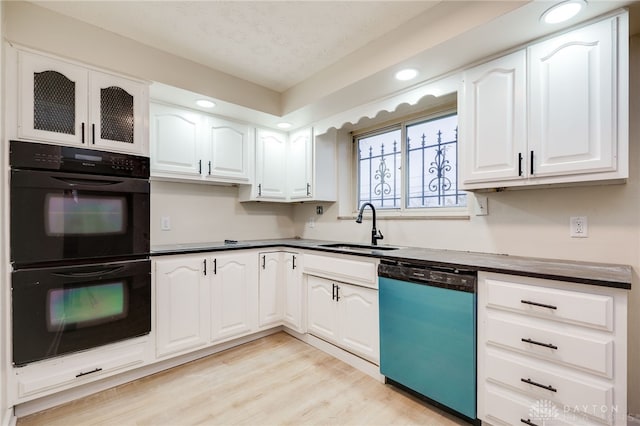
[477,272,627,426]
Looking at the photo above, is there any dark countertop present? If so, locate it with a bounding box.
[151,238,632,290]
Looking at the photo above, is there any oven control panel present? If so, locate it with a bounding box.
[10,140,149,178]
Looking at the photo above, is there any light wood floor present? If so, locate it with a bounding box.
[17,332,468,426]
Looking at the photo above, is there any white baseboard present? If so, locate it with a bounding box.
[283,328,384,383]
[2,408,15,426]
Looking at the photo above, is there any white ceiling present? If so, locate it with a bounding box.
[32,0,441,92]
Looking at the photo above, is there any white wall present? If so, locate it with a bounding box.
[292,36,640,416]
[150,182,294,246]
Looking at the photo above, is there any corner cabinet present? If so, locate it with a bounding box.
[13,48,148,155]
[149,102,252,184]
[257,251,304,331]
[459,13,628,190]
[239,127,336,202]
[477,272,627,426]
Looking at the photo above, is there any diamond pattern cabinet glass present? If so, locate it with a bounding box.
[528,18,616,177]
[460,50,526,185]
[18,51,88,146]
[255,129,288,200]
[288,128,313,200]
[210,252,258,343]
[149,103,203,179]
[89,71,146,155]
[203,117,251,183]
[154,255,210,358]
[258,252,283,328]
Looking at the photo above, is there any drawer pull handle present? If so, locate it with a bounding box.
[521,419,538,426]
[76,367,102,378]
[521,378,557,392]
[521,300,557,310]
[522,338,558,350]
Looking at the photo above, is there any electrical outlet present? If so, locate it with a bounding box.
[316,205,324,215]
[161,216,171,231]
[570,216,587,238]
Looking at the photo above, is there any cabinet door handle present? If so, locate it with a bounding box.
[76,367,102,378]
[292,255,296,270]
[92,123,96,144]
[208,161,212,175]
[520,419,539,426]
[521,338,558,350]
[521,300,557,310]
[258,184,262,197]
[518,152,523,176]
[332,283,336,301]
[306,183,311,196]
[262,255,266,269]
[203,259,207,276]
[199,160,202,174]
[335,285,340,301]
[530,150,534,175]
[521,378,557,392]
[81,122,86,144]
[213,259,217,275]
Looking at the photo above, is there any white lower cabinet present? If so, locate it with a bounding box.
[209,252,258,343]
[258,251,304,331]
[153,251,258,358]
[306,275,379,364]
[477,272,627,426]
[155,254,210,357]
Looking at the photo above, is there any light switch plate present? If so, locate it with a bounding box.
[161,216,171,231]
[474,195,488,216]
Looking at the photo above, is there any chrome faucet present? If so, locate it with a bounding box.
[355,202,383,245]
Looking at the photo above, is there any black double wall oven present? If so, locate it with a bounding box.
[10,141,151,366]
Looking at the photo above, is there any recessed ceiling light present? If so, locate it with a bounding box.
[196,99,215,108]
[541,0,586,24]
[277,122,292,129]
[395,68,418,81]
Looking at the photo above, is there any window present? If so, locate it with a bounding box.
[356,112,466,213]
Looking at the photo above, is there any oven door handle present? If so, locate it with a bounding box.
[53,266,126,278]
[52,177,125,187]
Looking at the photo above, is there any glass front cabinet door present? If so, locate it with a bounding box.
[18,50,147,155]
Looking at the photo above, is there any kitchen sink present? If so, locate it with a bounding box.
[319,243,401,252]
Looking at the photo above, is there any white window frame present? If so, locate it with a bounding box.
[350,107,470,219]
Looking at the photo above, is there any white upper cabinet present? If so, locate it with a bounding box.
[150,103,202,178]
[149,101,251,184]
[459,13,628,190]
[15,49,147,155]
[204,117,251,182]
[288,128,314,200]
[461,50,527,184]
[239,127,336,203]
[528,18,617,177]
[253,128,288,200]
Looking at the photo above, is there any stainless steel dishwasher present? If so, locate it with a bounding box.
[378,259,477,423]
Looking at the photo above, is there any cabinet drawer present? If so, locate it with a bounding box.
[15,339,147,399]
[485,351,613,423]
[486,315,613,378]
[484,385,603,426]
[303,253,377,288]
[485,277,613,330]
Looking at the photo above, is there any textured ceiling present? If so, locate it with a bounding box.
[32,1,440,92]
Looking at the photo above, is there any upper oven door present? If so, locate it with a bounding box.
[11,169,149,266]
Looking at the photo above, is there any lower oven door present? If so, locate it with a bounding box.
[12,259,151,366]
